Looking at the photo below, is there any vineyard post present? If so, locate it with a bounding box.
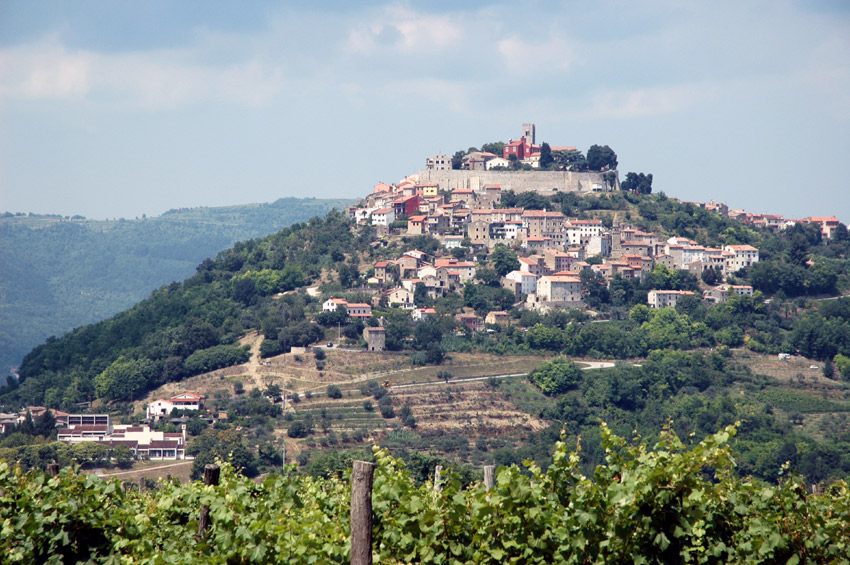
[350,460,376,565]
[434,465,443,492]
[138,477,145,492]
[47,463,59,477]
[197,464,221,540]
[484,465,495,491]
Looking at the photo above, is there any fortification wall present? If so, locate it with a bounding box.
[415,169,618,194]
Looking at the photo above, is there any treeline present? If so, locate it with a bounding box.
[4,211,369,409]
[2,425,849,563]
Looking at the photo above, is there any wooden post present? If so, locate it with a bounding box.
[47,463,59,477]
[138,477,145,492]
[484,465,495,491]
[433,465,443,492]
[197,464,221,540]
[350,460,376,565]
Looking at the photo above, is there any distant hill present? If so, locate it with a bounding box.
[0,197,354,372]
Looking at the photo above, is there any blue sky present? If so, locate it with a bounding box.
[1,0,848,221]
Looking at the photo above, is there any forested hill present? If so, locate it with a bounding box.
[0,197,353,372]
[5,210,368,408]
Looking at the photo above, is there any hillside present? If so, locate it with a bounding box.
[0,197,353,372]
[3,189,850,487]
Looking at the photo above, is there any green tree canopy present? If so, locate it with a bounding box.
[528,357,583,395]
[586,144,618,170]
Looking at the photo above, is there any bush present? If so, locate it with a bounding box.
[184,344,250,376]
[314,348,326,361]
[528,357,583,395]
[380,403,396,419]
[364,400,374,412]
[233,381,244,395]
[287,421,308,438]
[327,385,343,399]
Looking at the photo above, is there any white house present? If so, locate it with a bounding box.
[648,290,695,309]
[323,298,349,312]
[346,303,372,318]
[724,245,759,272]
[146,399,174,419]
[170,393,205,411]
[371,208,396,226]
[485,157,512,170]
[536,274,582,302]
[505,270,538,295]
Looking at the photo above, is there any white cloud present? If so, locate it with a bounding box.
[0,39,92,99]
[497,34,579,75]
[0,37,288,110]
[347,4,462,55]
[579,83,719,120]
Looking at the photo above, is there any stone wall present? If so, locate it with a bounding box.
[415,169,618,195]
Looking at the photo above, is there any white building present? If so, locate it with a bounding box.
[426,153,452,170]
[647,290,695,309]
[724,245,759,272]
[564,219,604,246]
[536,274,582,302]
[323,298,349,312]
[371,208,396,226]
[505,270,538,295]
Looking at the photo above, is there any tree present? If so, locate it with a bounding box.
[701,266,722,286]
[327,384,343,399]
[528,357,582,395]
[400,404,416,428]
[34,410,56,438]
[539,142,554,168]
[287,421,308,438]
[490,244,520,277]
[111,445,134,469]
[481,141,505,156]
[621,172,653,194]
[451,150,465,170]
[586,144,618,170]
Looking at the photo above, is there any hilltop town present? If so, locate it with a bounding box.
[336,124,841,336]
[2,125,848,485]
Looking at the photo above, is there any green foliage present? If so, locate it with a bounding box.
[3,424,849,563]
[326,384,342,399]
[529,357,583,395]
[183,344,250,376]
[94,356,159,401]
[490,244,520,277]
[586,144,618,170]
[621,171,653,194]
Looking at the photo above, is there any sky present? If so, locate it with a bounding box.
[1,0,848,221]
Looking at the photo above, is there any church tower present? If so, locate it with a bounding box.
[522,123,536,145]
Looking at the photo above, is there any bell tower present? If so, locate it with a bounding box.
[521,123,536,145]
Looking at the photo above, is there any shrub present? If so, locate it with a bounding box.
[528,357,582,395]
[380,403,395,419]
[327,385,343,399]
[287,421,308,438]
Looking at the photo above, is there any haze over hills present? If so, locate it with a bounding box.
[0,197,354,373]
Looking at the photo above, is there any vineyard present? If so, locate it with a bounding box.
[3,424,849,564]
